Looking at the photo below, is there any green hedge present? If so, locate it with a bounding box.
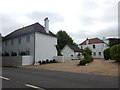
[110,44,120,62]
[103,48,111,60]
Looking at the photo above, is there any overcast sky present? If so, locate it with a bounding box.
[0,0,119,44]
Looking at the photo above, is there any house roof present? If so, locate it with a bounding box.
[79,38,104,45]
[3,22,56,40]
[67,44,82,52]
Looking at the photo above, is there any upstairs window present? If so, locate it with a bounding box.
[26,35,30,42]
[11,39,14,45]
[93,45,95,49]
[5,41,7,46]
[18,37,21,44]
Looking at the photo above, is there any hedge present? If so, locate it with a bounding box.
[110,44,120,62]
[103,48,111,60]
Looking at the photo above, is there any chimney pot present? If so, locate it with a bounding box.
[44,17,49,33]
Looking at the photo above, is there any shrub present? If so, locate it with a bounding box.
[20,51,27,56]
[38,61,41,65]
[79,59,87,65]
[53,59,56,63]
[110,44,120,62]
[46,59,49,63]
[104,48,111,60]
[50,60,53,63]
[83,48,92,57]
[11,52,17,56]
[3,52,9,56]
[42,61,46,64]
[85,56,94,63]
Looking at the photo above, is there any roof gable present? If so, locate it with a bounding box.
[79,38,104,45]
[61,44,82,52]
[3,22,56,40]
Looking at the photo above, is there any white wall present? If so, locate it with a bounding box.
[61,45,74,60]
[22,56,33,66]
[79,43,109,58]
[2,56,33,66]
[53,56,64,63]
[2,33,35,64]
[35,32,57,63]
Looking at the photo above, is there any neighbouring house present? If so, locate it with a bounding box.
[2,17,57,64]
[79,38,109,58]
[61,44,82,60]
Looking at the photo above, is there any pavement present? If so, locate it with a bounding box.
[1,67,118,89]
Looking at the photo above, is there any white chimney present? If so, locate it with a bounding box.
[44,17,49,33]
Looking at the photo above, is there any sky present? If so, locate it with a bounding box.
[0,0,119,44]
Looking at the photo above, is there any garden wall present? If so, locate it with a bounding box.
[2,56,33,67]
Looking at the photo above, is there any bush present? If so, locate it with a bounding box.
[3,52,9,56]
[53,59,56,63]
[11,52,17,56]
[38,61,41,65]
[83,48,92,57]
[50,60,53,63]
[46,59,49,63]
[20,51,27,56]
[79,59,87,65]
[110,44,120,62]
[104,48,111,60]
[42,61,46,64]
[85,56,94,63]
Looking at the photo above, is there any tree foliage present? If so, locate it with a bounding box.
[109,38,120,47]
[103,48,111,60]
[82,47,92,57]
[110,44,120,62]
[56,30,76,50]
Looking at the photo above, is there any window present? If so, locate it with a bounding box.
[18,37,21,44]
[26,50,30,55]
[26,35,30,42]
[93,52,96,56]
[5,41,7,46]
[99,52,101,56]
[93,45,95,49]
[11,39,14,45]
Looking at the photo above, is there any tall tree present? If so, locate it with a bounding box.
[56,30,76,50]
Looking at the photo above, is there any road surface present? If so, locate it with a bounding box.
[1,67,118,89]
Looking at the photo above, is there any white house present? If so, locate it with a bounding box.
[79,38,109,58]
[2,17,57,64]
[61,44,82,60]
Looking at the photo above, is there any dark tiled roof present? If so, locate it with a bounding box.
[67,44,82,52]
[79,38,104,45]
[3,22,56,40]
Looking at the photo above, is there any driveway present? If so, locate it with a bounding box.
[23,59,118,76]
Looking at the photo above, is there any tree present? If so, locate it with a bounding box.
[103,48,111,60]
[109,38,120,47]
[82,47,92,57]
[110,44,120,62]
[56,30,76,50]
